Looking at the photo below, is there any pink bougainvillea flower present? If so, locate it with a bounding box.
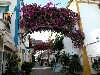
[20,3,85,48]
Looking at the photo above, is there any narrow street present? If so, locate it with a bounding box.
[30,63,65,75]
[0,0,100,75]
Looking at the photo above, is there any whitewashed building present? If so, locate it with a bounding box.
[50,0,100,74]
[68,0,100,74]
[0,0,19,74]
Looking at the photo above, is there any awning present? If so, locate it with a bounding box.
[0,1,11,6]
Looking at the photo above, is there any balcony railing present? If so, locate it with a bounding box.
[0,13,11,32]
[0,29,15,51]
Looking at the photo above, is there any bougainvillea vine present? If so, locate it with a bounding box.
[20,2,85,48]
[34,42,51,51]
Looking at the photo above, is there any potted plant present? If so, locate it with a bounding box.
[92,58,100,74]
[51,35,64,52]
[68,54,83,75]
[21,62,33,75]
[60,53,82,75]
[2,53,20,75]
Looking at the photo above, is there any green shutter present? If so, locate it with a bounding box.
[5,6,9,12]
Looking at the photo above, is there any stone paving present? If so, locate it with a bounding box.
[30,62,66,75]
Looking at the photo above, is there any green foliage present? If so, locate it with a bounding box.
[51,35,64,51]
[60,52,70,66]
[92,58,100,73]
[69,54,83,74]
[21,62,33,75]
[60,53,82,74]
[2,53,20,75]
[37,56,41,62]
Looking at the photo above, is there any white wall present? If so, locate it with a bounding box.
[68,0,78,13]
[0,0,17,45]
[9,0,17,43]
[24,35,29,47]
[20,35,30,63]
[78,3,100,74]
[62,37,80,55]
[78,3,100,56]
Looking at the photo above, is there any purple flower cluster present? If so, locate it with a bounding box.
[20,3,85,48]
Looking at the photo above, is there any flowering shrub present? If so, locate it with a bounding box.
[20,2,85,48]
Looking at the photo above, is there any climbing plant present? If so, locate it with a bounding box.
[2,53,20,75]
[20,2,85,48]
[34,42,51,51]
[51,35,64,51]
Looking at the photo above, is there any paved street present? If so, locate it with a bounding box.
[30,63,65,75]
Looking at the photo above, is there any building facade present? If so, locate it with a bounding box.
[68,0,100,74]
[0,0,18,74]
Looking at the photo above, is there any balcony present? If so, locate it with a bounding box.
[0,12,15,51]
[0,13,11,32]
[0,29,15,51]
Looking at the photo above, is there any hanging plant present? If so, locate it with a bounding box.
[20,2,85,48]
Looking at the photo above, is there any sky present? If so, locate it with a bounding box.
[29,31,51,42]
[24,0,69,8]
[24,0,69,42]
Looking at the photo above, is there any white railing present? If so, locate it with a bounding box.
[0,20,10,32]
[0,20,13,43]
[4,30,15,46]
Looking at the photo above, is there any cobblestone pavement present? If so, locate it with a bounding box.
[30,62,65,75]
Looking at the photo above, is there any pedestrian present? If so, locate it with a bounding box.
[40,59,44,66]
[51,58,55,70]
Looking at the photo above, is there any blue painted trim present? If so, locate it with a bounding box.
[0,6,9,12]
[14,0,20,48]
[5,6,9,12]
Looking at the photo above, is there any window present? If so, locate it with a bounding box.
[0,6,11,31]
[0,6,9,13]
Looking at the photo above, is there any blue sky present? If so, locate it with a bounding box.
[24,0,69,42]
[24,0,69,8]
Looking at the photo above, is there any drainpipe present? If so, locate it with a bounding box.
[14,0,20,48]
